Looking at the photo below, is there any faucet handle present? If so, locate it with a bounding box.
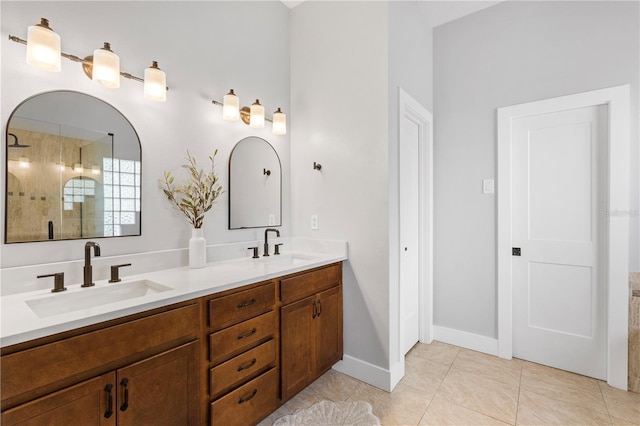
[109,263,132,283]
[274,243,283,256]
[247,247,259,259]
[37,272,66,293]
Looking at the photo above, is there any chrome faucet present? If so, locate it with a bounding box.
[263,228,280,257]
[82,241,101,287]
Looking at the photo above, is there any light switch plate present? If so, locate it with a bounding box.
[483,179,495,194]
[311,215,319,230]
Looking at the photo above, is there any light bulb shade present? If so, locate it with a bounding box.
[92,42,120,88]
[18,156,30,168]
[59,162,66,171]
[223,89,240,121]
[272,108,286,135]
[92,164,101,175]
[250,99,265,129]
[144,61,166,102]
[73,163,83,173]
[26,18,61,72]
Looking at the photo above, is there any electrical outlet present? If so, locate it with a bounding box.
[311,215,319,230]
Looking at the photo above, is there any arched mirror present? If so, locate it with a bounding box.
[5,91,141,243]
[229,137,281,229]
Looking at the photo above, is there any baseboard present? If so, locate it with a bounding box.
[332,355,392,392]
[433,325,499,356]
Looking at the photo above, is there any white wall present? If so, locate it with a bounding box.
[290,1,391,382]
[433,0,640,338]
[1,1,291,269]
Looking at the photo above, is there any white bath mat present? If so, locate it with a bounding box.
[273,400,380,426]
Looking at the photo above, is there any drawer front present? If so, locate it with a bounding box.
[280,263,341,304]
[209,311,275,365]
[209,282,275,332]
[211,367,278,426]
[1,304,199,408]
[210,339,276,399]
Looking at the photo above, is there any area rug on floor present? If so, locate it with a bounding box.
[273,400,381,425]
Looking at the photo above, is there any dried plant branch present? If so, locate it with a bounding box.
[159,150,223,229]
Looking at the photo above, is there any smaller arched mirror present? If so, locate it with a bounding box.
[5,91,141,243]
[229,137,281,229]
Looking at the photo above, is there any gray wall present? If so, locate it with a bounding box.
[433,0,640,338]
[1,1,291,267]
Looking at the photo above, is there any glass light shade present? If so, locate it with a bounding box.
[272,108,286,135]
[73,163,83,173]
[92,43,120,89]
[250,99,265,129]
[18,156,30,168]
[26,19,61,72]
[144,61,166,102]
[59,162,66,171]
[92,164,101,175]
[223,89,240,121]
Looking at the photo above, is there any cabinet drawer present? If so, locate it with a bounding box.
[1,304,199,408]
[280,263,341,304]
[210,339,276,399]
[209,282,275,331]
[209,311,275,365]
[210,367,278,426]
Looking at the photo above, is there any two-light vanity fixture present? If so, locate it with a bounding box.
[211,90,287,135]
[10,18,167,102]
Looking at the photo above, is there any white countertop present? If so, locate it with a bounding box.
[1,245,347,348]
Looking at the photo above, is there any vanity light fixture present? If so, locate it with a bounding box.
[9,18,168,101]
[73,163,84,173]
[212,90,287,135]
[18,156,30,168]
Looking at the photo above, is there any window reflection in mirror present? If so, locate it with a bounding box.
[5,91,141,243]
[228,137,281,229]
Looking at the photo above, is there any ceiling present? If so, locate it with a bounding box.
[280,0,504,28]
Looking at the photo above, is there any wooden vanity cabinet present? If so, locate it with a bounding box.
[206,281,279,426]
[1,303,200,425]
[280,263,343,402]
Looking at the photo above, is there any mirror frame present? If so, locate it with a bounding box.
[4,90,142,243]
[228,136,282,230]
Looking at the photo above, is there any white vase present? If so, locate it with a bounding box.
[189,228,206,268]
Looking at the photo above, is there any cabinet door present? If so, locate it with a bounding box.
[117,341,199,426]
[315,286,343,374]
[280,295,316,401]
[1,374,116,426]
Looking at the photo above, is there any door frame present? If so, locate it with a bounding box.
[496,85,630,389]
[390,88,433,389]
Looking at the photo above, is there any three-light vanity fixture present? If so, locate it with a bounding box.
[212,90,287,136]
[9,18,168,102]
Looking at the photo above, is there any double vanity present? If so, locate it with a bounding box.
[0,239,347,425]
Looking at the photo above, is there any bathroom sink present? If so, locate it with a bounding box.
[25,280,173,318]
[257,254,318,265]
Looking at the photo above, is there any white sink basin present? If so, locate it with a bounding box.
[257,253,318,265]
[25,280,173,318]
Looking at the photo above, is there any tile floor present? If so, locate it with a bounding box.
[259,341,640,425]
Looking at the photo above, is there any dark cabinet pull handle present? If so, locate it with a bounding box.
[237,328,257,340]
[237,358,257,372]
[238,389,258,404]
[312,300,317,319]
[119,378,129,412]
[317,300,323,317]
[104,384,114,418]
[237,298,257,309]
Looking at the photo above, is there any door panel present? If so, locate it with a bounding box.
[280,296,315,401]
[512,105,607,380]
[316,286,343,373]
[399,111,420,355]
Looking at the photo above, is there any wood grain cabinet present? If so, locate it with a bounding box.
[1,304,200,426]
[280,264,343,402]
[206,281,278,426]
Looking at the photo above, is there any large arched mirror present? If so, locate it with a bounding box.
[229,137,281,229]
[5,91,141,243]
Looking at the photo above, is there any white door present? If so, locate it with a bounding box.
[399,110,420,355]
[511,105,607,379]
